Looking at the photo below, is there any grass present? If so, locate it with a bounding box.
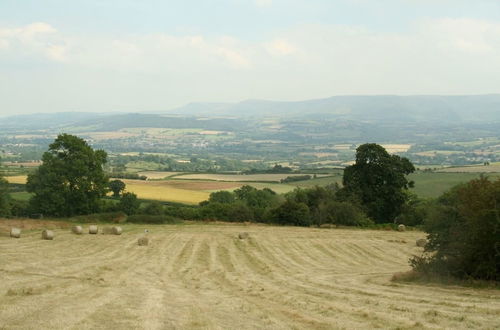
[409,172,500,198]
[9,192,32,201]
[1,221,498,329]
[121,179,209,204]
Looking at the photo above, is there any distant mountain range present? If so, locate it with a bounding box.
[169,94,500,122]
[1,94,499,131]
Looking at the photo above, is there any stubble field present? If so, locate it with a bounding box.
[0,222,498,329]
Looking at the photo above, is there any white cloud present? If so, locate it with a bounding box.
[265,39,297,56]
[1,18,500,113]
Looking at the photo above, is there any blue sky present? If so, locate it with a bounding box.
[1,0,500,114]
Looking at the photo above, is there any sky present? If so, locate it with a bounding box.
[1,0,500,115]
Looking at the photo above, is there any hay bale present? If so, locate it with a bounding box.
[71,226,83,235]
[238,232,249,239]
[89,225,98,235]
[416,238,427,247]
[138,237,149,246]
[41,229,54,240]
[112,226,122,235]
[397,224,406,232]
[10,228,21,238]
[102,226,122,235]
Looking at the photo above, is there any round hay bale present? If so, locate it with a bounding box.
[238,232,249,239]
[10,228,21,238]
[397,224,406,232]
[416,238,427,247]
[112,226,122,235]
[71,226,83,235]
[89,225,98,235]
[41,229,54,240]
[138,237,149,246]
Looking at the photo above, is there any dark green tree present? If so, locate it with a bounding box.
[26,134,108,216]
[208,190,235,204]
[109,179,126,197]
[413,177,500,281]
[341,143,415,223]
[118,192,140,215]
[0,175,11,217]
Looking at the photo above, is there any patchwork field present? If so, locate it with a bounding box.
[174,173,329,182]
[0,222,498,329]
[436,163,500,173]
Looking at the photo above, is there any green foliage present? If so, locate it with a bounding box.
[142,201,164,215]
[26,134,108,217]
[71,211,127,223]
[342,143,415,223]
[319,201,373,226]
[0,175,11,217]
[118,192,140,215]
[280,175,311,183]
[413,177,500,281]
[208,190,235,204]
[397,192,431,226]
[109,179,126,197]
[269,200,311,226]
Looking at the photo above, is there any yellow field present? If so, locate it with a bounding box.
[5,175,28,184]
[0,222,498,329]
[122,179,209,204]
[381,144,412,153]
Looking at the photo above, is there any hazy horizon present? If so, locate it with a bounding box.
[1,0,500,115]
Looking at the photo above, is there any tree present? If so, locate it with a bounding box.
[109,179,126,197]
[208,190,235,204]
[342,143,415,223]
[270,200,311,226]
[118,192,140,215]
[413,177,500,281]
[26,134,108,216]
[0,175,11,217]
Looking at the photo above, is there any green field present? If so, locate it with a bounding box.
[409,172,500,198]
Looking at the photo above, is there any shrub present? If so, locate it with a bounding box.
[118,192,140,215]
[142,201,164,215]
[412,177,500,281]
[319,201,373,226]
[269,200,311,226]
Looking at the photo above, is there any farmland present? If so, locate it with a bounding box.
[0,221,498,329]
[173,173,330,182]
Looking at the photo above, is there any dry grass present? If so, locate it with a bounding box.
[0,222,498,329]
[436,163,500,173]
[4,175,28,184]
[122,179,210,204]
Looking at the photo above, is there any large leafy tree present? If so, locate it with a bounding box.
[342,143,415,223]
[26,134,108,216]
[414,177,500,281]
[0,173,11,217]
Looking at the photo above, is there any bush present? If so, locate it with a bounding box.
[118,192,140,215]
[127,214,181,224]
[142,201,164,215]
[413,177,500,281]
[319,201,373,226]
[269,200,311,226]
[165,205,200,220]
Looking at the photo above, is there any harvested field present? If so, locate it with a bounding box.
[137,171,183,179]
[436,163,500,173]
[121,179,209,204]
[5,175,28,184]
[175,173,328,182]
[0,222,498,329]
